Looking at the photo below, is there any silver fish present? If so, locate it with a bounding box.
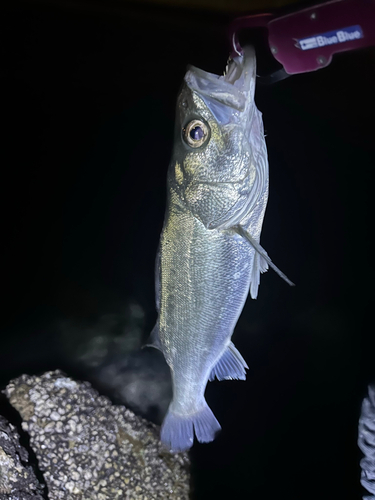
[149,46,293,452]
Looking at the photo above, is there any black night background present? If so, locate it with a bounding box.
[0,0,374,498]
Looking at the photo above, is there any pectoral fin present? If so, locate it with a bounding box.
[209,342,249,382]
[234,224,295,290]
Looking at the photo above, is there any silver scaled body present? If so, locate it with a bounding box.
[153,47,270,452]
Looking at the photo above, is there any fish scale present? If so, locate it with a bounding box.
[147,46,293,452]
[160,207,252,411]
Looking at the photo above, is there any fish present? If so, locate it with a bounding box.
[148,46,293,452]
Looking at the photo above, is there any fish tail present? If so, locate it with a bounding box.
[160,400,221,452]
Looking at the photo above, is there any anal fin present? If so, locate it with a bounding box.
[209,342,249,382]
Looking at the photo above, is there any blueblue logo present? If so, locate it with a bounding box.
[295,25,363,51]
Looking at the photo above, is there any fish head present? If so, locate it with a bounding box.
[169,46,268,230]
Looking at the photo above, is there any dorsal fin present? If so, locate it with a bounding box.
[143,324,162,351]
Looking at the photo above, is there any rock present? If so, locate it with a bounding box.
[0,415,45,499]
[59,308,173,425]
[5,371,189,500]
[358,384,375,500]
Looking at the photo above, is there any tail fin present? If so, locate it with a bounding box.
[160,401,221,452]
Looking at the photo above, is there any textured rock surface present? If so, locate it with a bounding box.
[358,384,375,500]
[5,371,189,500]
[0,415,45,499]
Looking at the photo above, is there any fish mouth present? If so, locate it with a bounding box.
[184,46,256,116]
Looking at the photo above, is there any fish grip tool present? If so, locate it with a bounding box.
[228,0,375,84]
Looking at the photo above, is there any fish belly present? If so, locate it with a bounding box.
[158,202,254,451]
[159,203,253,410]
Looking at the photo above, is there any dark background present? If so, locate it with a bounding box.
[1,1,374,498]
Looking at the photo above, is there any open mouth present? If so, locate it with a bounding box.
[184,46,256,113]
[221,47,255,87]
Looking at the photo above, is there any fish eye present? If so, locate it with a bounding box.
[184,119,210,148]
